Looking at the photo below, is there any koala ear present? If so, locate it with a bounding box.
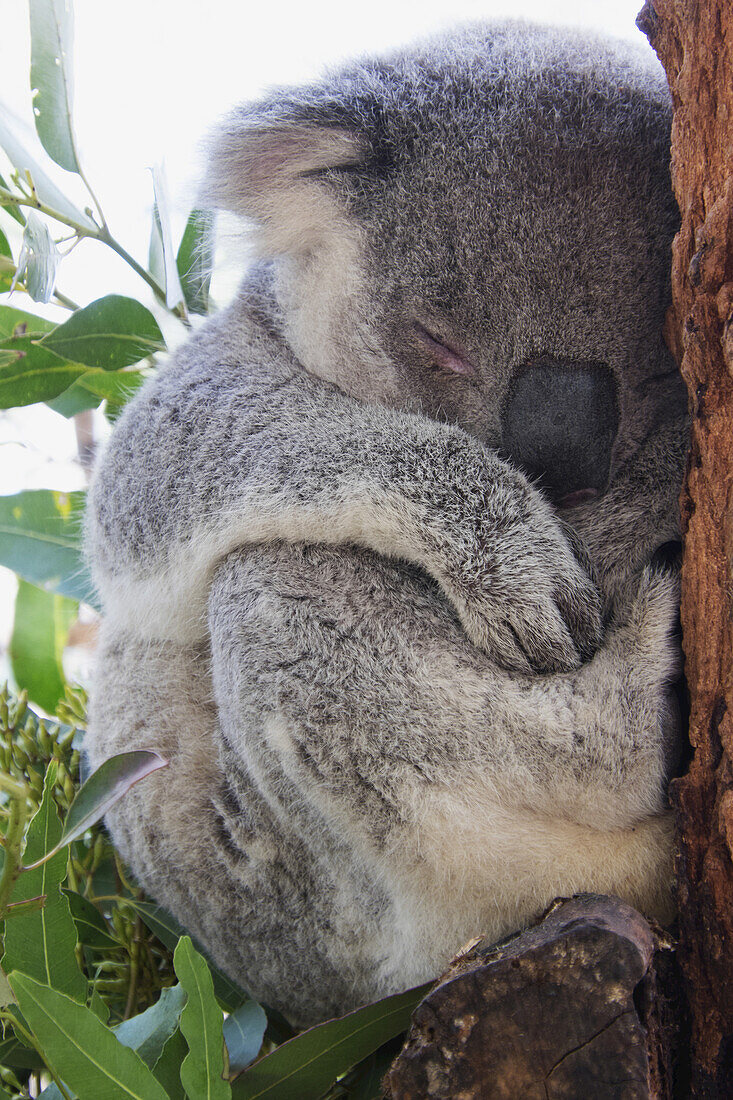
[201,112,366,255]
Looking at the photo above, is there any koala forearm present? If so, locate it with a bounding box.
[210,543,678,835]
[88,301,600,668]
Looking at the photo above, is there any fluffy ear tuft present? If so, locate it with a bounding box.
[200,115,366,255]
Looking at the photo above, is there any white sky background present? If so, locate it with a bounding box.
[0,0,653,666]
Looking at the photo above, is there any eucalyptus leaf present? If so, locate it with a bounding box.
[177,208,214,315]
[0,333,88,408]
[63,888,119,950]
[174,936,231,1100]
[0,227,12,292]
[90,986,111,1024]
[0,302,55,337]
[0,966,16,1008]
[131,901,252,1013]
[148,202,165,290]
[11,211,60,303]
[230,982,430,1100]
[115,984,186,1068]
[224,999,267,1073]
[150,165,185,310]
[9,579,76,713]
[341,1040,402,1099]
[0,105,95,229]
[29,0,80,174]
[46,365,146,417]
[2,763,88,1002]
[0,172,26,224]
[9,973,169,1100]
[0,489,96,607]
[153,1028,188,1099]
[24,751,168,871]
[0,1034,45,1071]
[39,293,165,369]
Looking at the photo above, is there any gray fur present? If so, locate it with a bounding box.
[85,20,688,1026]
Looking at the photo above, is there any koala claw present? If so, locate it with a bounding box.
[446,516,604,673]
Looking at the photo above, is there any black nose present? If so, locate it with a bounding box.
[500,358,618,503]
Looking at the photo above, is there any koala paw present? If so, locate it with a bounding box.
[592,566,684,805]
[445,493,604,673]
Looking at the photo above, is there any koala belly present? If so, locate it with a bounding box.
[86,541,674,1026]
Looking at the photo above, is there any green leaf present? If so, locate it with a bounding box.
[150,166,184,310]
[223,1000,267,1073]
[174,936,231,1100]
[0,226,12,292]
[0,333,88,408]
[9,580,76,713]
[9,973,169,1100]
[342,1041,402,1100]
[90,986,110,1024]
[39,294,165,369]
[0,488,96,607]
[24,751,168,871]
[64,888,119,950]
[46,365,145,418]
[0,966,16,1007]
[153,1028,188,1099]
[148,203,165,290]
[0,303,55,338]
[131,902,251,1013]
[115,984,187,1068]
[12,210,60,303]
[0,1034,45,1071]
[0,173,26,225]
[29,0,80,174]
[2,763,87,1002]
[0,106,95,230]
[177,209,214,316]
[230,983,430,1100]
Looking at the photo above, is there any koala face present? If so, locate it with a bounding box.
[204,21,685,513]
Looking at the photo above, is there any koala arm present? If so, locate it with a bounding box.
[87,306,602,673]
[208,541,679,943]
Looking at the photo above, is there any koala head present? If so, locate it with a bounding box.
[203,21,685,510]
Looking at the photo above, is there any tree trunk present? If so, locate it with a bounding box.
[385,4,733,1095]
[636,1,733,1094]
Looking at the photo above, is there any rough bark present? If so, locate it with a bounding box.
[385,895,680,1100]
[637,1,733,1094]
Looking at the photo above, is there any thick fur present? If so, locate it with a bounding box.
[85,21,689,1026]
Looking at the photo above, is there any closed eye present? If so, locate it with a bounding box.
[413,322,477,378]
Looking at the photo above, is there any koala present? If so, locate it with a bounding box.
[85,20,689,1027]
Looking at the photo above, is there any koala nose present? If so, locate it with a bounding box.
[500,357,619,505]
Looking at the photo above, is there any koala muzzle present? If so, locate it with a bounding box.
[501,358,619,507]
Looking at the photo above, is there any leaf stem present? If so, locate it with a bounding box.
[0,188,190,326]
[4,894,46,918]
[78,167,108,233]
[53,286,80,311]
[94,226,167,305]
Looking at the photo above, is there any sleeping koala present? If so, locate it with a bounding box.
[85,20,688,1026]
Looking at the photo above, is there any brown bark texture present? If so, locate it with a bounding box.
[384,895,680,1100]
[638,1,733,1094]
